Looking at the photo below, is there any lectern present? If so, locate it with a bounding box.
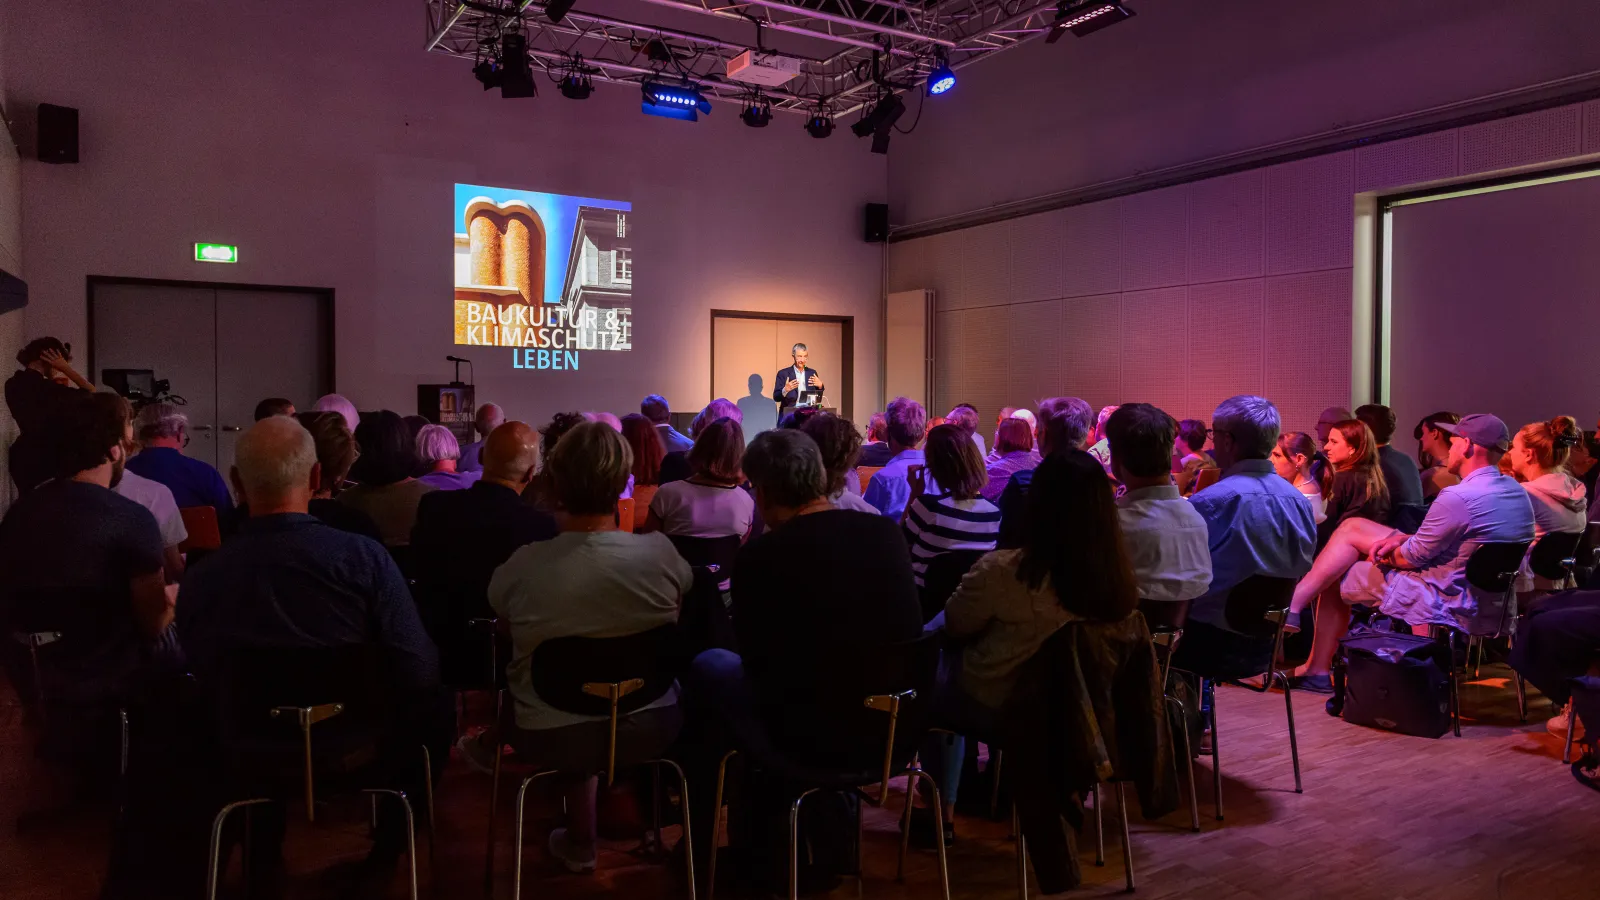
[417,383,475,445]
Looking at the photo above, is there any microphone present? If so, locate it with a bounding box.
[445,355,468,363]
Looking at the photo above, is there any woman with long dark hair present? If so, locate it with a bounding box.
[1271,431,1327,523]
[620,413,666,489]
[1283,420,1390,639]
[337,410,436,547]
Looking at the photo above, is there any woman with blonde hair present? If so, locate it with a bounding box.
[1271,431,1327,524]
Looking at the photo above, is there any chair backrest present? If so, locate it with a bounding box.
[631,485,659,530]
[616,498,636,533]
[1464,541,1533,593]
[179,506,222,552]
[666,533,742,571]
[1529,530,1584,581]
[802,631,941,778]
[917,548,988,624]
[857,467,884,494]
[1221,575,1296,638]
[1192,467,1222,494]
[215,643,391,745]
[529,624,684,718]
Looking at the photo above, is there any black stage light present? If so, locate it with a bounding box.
[497,33,538,97]
[559,71,592,100]
[1045,1,1135,43]
[805,112,834,138]
[740,93,772,128]
[473,59,500,91]
[643,39,675,63]
[545,0,578,24]
[871,129,892,154]
[851,93,905,138]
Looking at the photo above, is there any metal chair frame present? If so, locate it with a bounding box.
[1442,541,1532,737]
[1009,781,1133,899]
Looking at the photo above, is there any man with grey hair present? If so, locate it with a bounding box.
[177,415,449,877]
[312,393,360,433]
[458,402,504,472]
[859,411,894,467]
[771,342,824,414]
[864,396,937,519]
[947,403,985,457]
[642,393,693,453]
[996,397,1095,547]
[126,401,234,511]
[1169,394,1317,677]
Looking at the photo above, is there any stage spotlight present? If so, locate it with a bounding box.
[496,33,538,97]
[559,71,592,100]
[643,39,675,63]
[1045,0,1135,43]
[805,112,834,138]
[642,80,712,120]
[740,93,772,128]
[851,93,905,138]
[545,0,578,24]
[871,129,892,154]
[926,52,955,96]
[473,59,500,91]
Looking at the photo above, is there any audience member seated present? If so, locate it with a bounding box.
[410,421,556,678]
[986,408,1017,463]
[1288,414,1536,688]
[864,396,937,519]
[904,423,1000,587]
[126,402,234,513]
[1173,418,1218,497]
[0,392,179,748]
[1106,403,1212,613]
[312,393,360,433]
[177,415,450,879]
[1314,419,1391,549]
[525,412,587,510]
[401,414,431,454]
[621,413,666,496]
[456,422,691,873]
[1085,405,1117,475]
[1357,404,1425,532]
[252,397,295,420]
[947,403,985,456]
[1507,416,1587,591]
[996,396,1094,548]
[859,411,894,467]
[643,393,694,453]
[642,417,754,541]
[290,411,382,540]
[1309,406,1353,484]
[339,410,436,547]
[115,461,188,584]
[1509,589,1600,739]
[1569,430,1600,504]
[5,336,95,493]
[660,398,741,485]
[919,451,1140,842]
[1170,395,1316,679]
[458,402,504,473]
[800,412,878,514]
[415,424,479,491]
[1414,411,1462,500]
[982,417,1039,502]
[1272,432,1327,523]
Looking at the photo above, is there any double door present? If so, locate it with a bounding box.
[90,280,332,473]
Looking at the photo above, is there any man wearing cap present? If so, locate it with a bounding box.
[1287,413,1535,691]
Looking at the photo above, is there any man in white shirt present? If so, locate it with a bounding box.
[770,343,824,414]
[114,462,189,582]
[1106,404,1212,618]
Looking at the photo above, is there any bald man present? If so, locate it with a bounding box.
[458,402,505,473]
[409,421,558,684]
[176,416,448,871]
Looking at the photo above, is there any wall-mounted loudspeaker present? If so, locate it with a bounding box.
[37,103,79,164]
[864,203,889,243]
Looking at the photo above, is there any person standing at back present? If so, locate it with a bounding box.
[5,337,95,493]
[771,343,824,415]
[126,402,234,512]
[1356,404,1425,532]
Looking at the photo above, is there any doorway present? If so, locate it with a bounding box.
[710,311,853,439]
[88,277,334,473]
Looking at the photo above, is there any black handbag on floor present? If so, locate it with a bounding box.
[1336,626,1452,738]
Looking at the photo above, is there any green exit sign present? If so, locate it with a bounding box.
[194,243,238,263]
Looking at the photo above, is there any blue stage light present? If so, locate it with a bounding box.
[641,80,712,117]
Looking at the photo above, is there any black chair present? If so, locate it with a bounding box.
[705,632,948,900]
[484,625,696,900]
[205,644,431,900]
[1443,540,1533,736]
[918,549,987,625]
[667,534,743,572]
[1170,576,1301,822]
[1528,530,1583,584]
[1141,597,1200,833]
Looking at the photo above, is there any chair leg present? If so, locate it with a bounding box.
[1165,696,1199,832]
[207,799,273,900]
[707,751,736,900]
[511,771,557,900]
[1092,783,1104,866]
[1516,673,1528,724]
[1282,671,1303,794]
[654,759,697,900]
[1449,633,1463,738]
[422,746,436,870]
[484,691,506,894]
[989,747,1004,820]
[905,770,951,900]
[896,771,915,882]
[1011,804,1028,900]
[1209,683,1223,821]
[790,789,819,900]
[1563,708,1578,764]
[1115,782,1134,893]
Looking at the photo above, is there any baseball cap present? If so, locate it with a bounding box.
[1436,414,1511,453]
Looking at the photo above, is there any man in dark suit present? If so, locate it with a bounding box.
[409,421,557,682]
[771,342,824,413]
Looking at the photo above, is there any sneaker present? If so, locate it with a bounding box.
[454,732,498,775]
[1549,706,1586,740]
[548,827,598,874]
[1288,673,1334,695]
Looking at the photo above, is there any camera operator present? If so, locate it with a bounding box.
[6,337,95,493]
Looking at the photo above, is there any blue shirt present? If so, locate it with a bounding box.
[418,468,481,491]
[126,446,234,512]
[176,513,439,691]
[458,440,486,473]
[1188,459,1318,631]
[864,449,939,520]
[655,423,695,454]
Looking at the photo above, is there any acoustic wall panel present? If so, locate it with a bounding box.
[1459,106,1583,176]
[1586,99,1600,155]
[1355,130,1459,193]
[1187,169,1264,285]
[1061,198,1123,298]
[1120,186,1188,291]
[1186,279,1265,419]
[932,309,967,415]
[1266,150,1354,276]
[954,303,1022,426]
[996,299,1067,419]
[927,230,965,311]
[1059,294,1122,410]
[1010,207,1067,303]
[959,219,1013,310]
[885,237,926,294]
[1118,287,1188,419]
[1265,269,1354,435]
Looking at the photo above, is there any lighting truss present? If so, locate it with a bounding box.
[423,0,1069,117]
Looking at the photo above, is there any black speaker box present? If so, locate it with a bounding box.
[864,203,889,243]
[37,103,78,164]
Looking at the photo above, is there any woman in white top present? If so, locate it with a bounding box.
[642,416,754,539]
[1271,431,1327,524]
[799,411,880,514]
[1508,416,1588,591]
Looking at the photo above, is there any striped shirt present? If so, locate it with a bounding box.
[903,492,1002,586]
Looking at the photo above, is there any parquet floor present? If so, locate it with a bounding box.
[3,662,1596,900]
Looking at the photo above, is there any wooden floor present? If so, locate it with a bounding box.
[3,662,1597,900]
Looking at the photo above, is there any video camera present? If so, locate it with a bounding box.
[102,368,187,411]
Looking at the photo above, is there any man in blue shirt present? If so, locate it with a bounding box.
[642,393,694,453]
[1171,395,1317,678]
[864,396,936,520]
[177,415,448,877]
[126,402,234,511]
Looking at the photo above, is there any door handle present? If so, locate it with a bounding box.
[191,425,214,431]
[221,426,243,433]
